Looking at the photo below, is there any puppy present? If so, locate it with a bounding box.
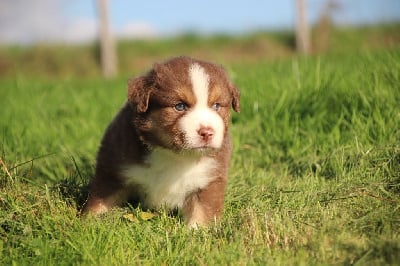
[82,56,240,227]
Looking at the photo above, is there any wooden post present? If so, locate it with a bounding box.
[97,0,117,78]
[295,0,311,55]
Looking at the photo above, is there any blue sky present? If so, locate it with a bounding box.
[0,0,399,44]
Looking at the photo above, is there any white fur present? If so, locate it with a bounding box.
[189,63,209,106]
[179,108,224,148]
[121,148,217,209]
[179,63,225,148]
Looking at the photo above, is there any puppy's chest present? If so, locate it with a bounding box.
[121,148,217,208]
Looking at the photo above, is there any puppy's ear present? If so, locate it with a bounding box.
[230,83,240,113]
[127,72,154,113]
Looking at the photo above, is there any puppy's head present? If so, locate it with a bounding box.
[128,56,240,152]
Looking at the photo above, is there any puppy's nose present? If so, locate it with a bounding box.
[198,127,214,142]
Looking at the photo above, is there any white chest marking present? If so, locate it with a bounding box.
[121,148,217,209]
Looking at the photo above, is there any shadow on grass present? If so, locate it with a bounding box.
[52,156,156,214]
[53,156,92,212]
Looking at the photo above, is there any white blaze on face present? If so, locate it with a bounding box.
[179,63,225,149]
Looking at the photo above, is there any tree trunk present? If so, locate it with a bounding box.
[97,0,117,78]
[295,0,311,55]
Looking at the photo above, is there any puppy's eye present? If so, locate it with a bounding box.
[174,102,188,112]
[211,103,220,111]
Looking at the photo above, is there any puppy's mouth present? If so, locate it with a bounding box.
[193,146,214,152]
[180,145,217,155]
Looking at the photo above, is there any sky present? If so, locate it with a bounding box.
[0,0,399,44]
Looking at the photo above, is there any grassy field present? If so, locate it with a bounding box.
[1,32,400,264]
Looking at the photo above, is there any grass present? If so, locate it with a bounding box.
[1,23,399,78]
[1,39,400,264]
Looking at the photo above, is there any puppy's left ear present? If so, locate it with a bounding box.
[127,72,154,113]
[230,83,240,113]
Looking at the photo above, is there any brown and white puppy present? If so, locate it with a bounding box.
[82,56,240,227]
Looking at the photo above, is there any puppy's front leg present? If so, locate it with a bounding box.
[183,178,226,228]
[81,177,128,216]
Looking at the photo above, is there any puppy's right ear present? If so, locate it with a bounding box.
[127,72,154,113]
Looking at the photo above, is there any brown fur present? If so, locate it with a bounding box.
[82,56,240,226]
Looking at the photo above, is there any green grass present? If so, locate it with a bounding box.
[1,23,399,79]
[1,46,400,264]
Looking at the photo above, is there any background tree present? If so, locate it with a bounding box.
[97,0,117,78]
[295,0,311,54]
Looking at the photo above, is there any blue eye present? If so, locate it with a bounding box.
[174,102,188,111]
[212,103,220,111]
